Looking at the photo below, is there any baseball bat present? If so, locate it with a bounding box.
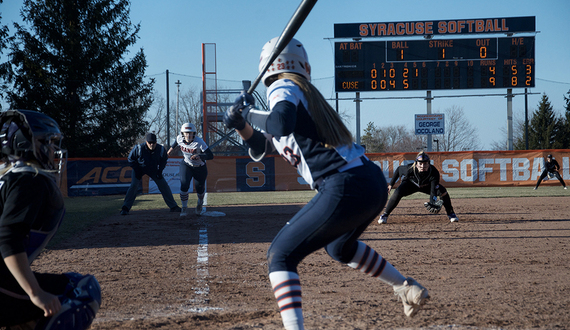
[247,0,318,94]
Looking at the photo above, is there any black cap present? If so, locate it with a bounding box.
[547,154,552,158]
[145,133,157,143]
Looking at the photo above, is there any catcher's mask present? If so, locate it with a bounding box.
[0,109,67,173]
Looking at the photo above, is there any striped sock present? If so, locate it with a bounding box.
[269,271,304,330]
[180,192,188,208]
[347,241,406,286]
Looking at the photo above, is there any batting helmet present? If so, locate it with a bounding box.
[181,122,197,133]
[259,37,311,87]
[0,110,66,172]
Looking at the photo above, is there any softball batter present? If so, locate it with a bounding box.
[168,123,213,216]
[224,37,429,329]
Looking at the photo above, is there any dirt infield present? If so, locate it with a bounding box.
[32,196,570,330]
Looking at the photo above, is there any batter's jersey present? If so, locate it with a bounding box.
[171,134,210,167]
[249,79,365,189]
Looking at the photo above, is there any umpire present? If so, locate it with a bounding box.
[120,133,181,215]
[534,154,567,190]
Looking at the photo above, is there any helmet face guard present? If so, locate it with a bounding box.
[0,110,67,173]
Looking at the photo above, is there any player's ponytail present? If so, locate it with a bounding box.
[280,73,353,148]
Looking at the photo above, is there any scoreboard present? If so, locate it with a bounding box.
[334,36,535,92]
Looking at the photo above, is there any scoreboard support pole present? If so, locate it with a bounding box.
[426,91,433,152]
[507,88,514,150]
[355,92,361,145]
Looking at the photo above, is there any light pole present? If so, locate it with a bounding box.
[175,80,181,133]
[433,139,439,152]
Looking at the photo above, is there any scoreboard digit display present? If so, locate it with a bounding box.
[334,36,535,92]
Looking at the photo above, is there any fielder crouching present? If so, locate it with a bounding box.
[0,110,101,329]
[378,151,458,224]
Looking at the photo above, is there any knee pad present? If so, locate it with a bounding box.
[35,273,101,330]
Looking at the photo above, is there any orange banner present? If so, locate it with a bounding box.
[367,149,570,187]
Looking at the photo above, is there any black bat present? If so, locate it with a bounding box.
[247,0,318,95]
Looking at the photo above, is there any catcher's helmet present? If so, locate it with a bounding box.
[415,151,430,163]
[181,122,197,133]
[259,37,311,87]
[0,110,66,172]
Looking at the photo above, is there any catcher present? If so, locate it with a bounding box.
[378,151,458,224]
[0,110,101,329]
[534,154,567,190]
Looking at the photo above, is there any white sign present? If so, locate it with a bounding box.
[149,158,185,194]
[415,113,445,135]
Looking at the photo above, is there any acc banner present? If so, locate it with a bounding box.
[66,159,133,196]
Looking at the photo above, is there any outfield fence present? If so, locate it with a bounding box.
[60,149,570,197]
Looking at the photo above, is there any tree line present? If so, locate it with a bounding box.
[1,0,569,157]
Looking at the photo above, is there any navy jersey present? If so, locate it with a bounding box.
[246,79,365,189]
[128,143,168,177]
[544,159,560,173]
[0,163,65,287]
[391,163,441,202]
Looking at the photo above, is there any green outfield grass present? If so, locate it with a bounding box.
[51,186,568,247]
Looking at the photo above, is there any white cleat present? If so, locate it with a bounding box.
[393,277,429,317]
[448,213,458,223]
[378,214,388,224]
[180,207,187,217]
[196,199,204,216]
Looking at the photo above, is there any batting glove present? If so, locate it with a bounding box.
[235,91,255,109]
[223,104,246,130]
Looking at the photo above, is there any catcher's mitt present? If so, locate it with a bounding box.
[424,200,443,214]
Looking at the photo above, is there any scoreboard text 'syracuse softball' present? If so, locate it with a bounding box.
[333,17,536,92]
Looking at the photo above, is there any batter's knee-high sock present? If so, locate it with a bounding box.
[347,241,406,286]
[269,271,304,330]
[180,191,189,208]
[197,192,205,201]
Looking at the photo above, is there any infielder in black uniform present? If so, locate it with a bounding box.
[378,151,458,224]
[223,37,429,329]
[167,123,214,216]
[534,154,567,190]
[121,133,181,215]
[0,110,101,329]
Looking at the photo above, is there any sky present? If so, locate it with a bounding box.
[2,0,570,150]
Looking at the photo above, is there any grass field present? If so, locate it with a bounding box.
[54,186,568,247]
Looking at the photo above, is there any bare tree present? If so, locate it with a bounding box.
[435,105,480,151]
[382,125,427,152]
[361,122,426,152]
[148,86,246,154]
[490,108,526,151]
